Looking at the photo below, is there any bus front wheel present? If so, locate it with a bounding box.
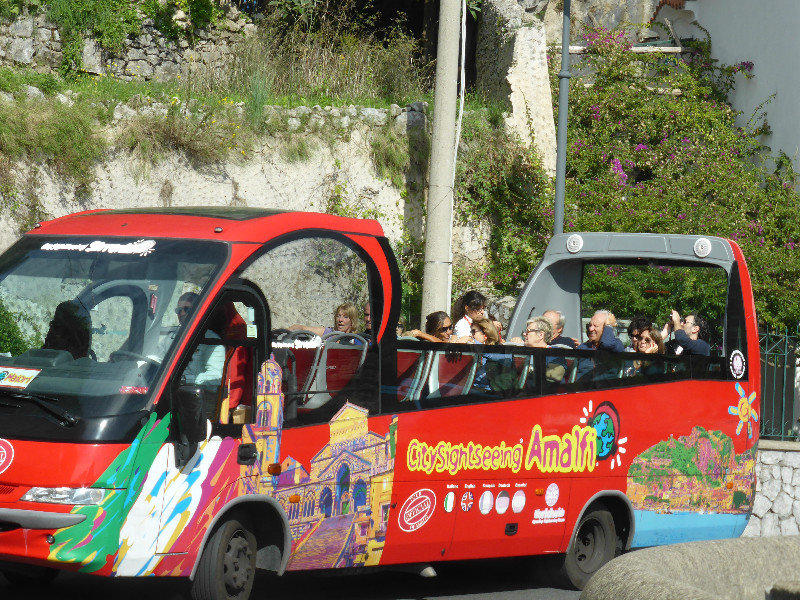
[560,507,617,589]
[191,518,257,600]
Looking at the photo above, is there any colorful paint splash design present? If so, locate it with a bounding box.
[48,413,172,574]
[627,426,755,514]
[728,382,759,439]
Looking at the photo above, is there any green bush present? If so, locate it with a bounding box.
[0,301,37,355]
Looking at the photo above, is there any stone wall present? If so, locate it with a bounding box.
[0,4,255,81]
[744,440,800,537]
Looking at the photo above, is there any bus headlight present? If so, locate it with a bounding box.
[20,487,110,505]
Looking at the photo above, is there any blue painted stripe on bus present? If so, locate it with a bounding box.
[630,510,749,547]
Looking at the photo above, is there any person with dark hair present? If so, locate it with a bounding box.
[407,311,454,343]
[43,300,92,359]
[626,315,652,352]
[452,290,487,339]
[663,310,710,356]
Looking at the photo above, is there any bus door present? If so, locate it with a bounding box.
[158,287,265,553]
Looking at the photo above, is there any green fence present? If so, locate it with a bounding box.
[760,328,799,441]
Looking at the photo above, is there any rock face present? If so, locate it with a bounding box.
[743,442,800,538]
[476,0,556,176]
[542,0,662,44]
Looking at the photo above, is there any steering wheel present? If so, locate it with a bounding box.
[271,328,290,341]
[109,351,162,366]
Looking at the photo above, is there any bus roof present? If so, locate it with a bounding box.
[26,207,386,243]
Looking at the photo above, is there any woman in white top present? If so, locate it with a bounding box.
[452,290,487,339]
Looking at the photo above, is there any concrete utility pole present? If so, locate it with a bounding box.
[421,0,462,324]
[553,0,572,235]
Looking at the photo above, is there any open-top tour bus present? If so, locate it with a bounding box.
[0,209,758,598]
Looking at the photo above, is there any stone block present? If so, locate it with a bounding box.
[336,115,350,129]
[792,470,800,487]
[780,516,800,536]
[393,111,426,135]
[287,117,301,132]
[782,452,800,469]
[762,451,783,465]
[0,91,13,103]
[793,500,800,522]
[773,491,794,517]
[23,85,43,100]
[741,514,760,537]
[9,17,33,38]
[390,104,402,117]
[36,27,51,42]
[407,101,428,113]
[82,39,104,74]
[762,512,781,536]
[782,466,794,483]
[360,107,388,126]
[772,465,782,481]
[784,482,796,497]
[127,60,153,79]
[763,478,782,502]
[55,93,73,106]
[9,38,33,64]
[753,494,771,518]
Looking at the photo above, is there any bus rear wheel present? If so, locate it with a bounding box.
[191,518,257,600]
[559,507,617,590]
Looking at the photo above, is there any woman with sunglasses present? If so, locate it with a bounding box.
[407,311,457,343]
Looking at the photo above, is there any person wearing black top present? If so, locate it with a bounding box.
[663,310,710,356]
[543,309,577,348]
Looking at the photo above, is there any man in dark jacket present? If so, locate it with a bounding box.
[575,310,624,381]
[663,310,710,356]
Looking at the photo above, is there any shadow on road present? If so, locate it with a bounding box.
[0,557,580,600]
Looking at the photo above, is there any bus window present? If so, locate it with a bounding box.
[242,236,378,425]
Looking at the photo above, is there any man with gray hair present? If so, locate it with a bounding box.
[543,309,577,348]
[575,310,624,381]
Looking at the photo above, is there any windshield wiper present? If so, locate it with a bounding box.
[0,391,79,427]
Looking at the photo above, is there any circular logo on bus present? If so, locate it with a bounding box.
[479,491,494,515]
[398,489,436,532]
[545,483,559,508]
[443,491,455,513]
[0,439,14,475]
[460,491,474,512]
[730,350,746,379]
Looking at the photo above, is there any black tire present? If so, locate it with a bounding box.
[191,518,257,600]
[558,507,617,590]
[2,565,59,587]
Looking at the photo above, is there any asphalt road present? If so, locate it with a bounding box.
[0,558,582,600]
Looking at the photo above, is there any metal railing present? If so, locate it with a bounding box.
[760,328,799,441]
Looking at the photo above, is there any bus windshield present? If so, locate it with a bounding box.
[0,236,227,438]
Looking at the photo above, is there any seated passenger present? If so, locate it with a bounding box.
[575,310,624,381]
[452,290,487,339]
[625,326,665,376]
[662,310,710,356]
[470,318,500,345]
[290,302,363,342]
[626,315,652,352]
[488,313,505,344]
[407,311,455,342]
[43,300,92,359]
[543,309,578,348]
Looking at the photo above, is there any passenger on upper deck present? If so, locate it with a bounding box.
[662,310,710,357]
[407,311,455,343]
[290,302,362,341]
[626,315,652,352]
[452,290,487,339]
[470,318,500,345]
[488,313,505,344]
[543,309,577,348]
[575,310,624,382]
[625,325,665,376]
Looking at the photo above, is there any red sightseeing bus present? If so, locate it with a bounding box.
[0,209,758,599]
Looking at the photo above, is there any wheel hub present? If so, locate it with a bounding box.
[223,530,252,592]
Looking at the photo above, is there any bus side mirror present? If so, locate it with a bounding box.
[174,385,205,468]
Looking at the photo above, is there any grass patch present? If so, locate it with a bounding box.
[281,136,312,162]
[116,103,251,167]
[370,126,408,189]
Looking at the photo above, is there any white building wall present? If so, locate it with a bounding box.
[663,1,800,172]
